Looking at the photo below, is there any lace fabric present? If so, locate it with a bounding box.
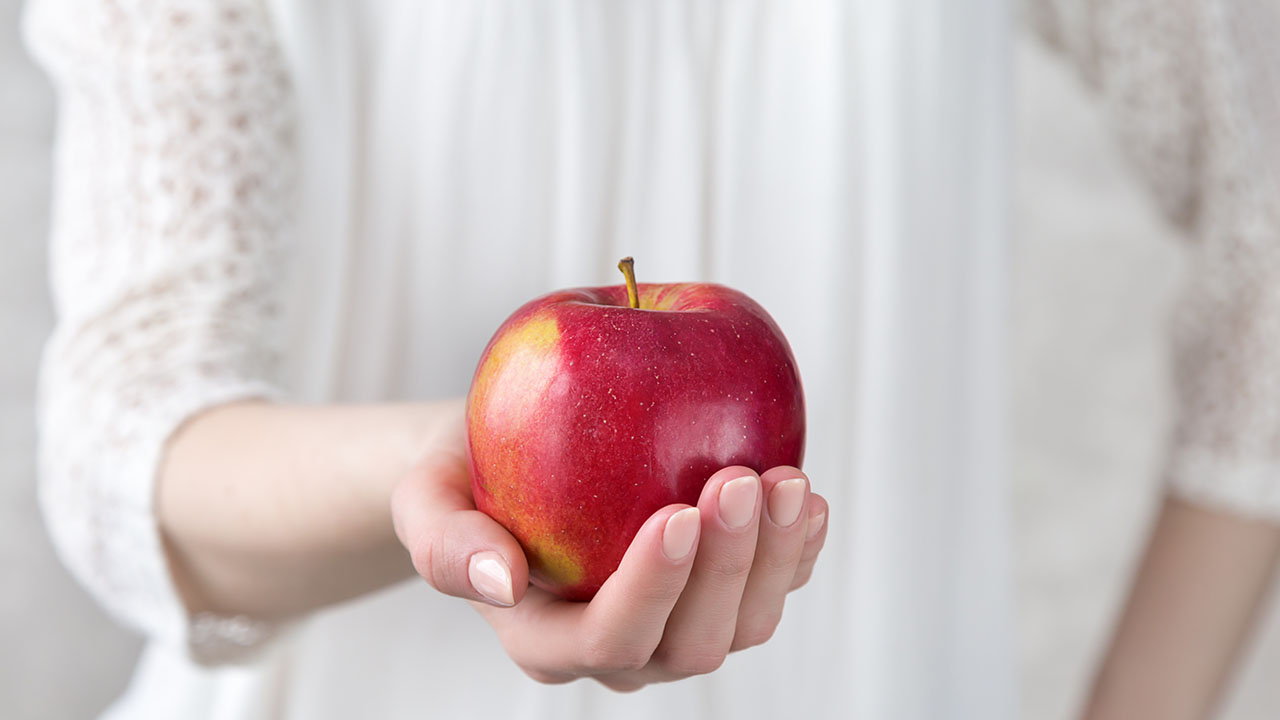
[1032,0,1280,519]
[26,0,293,663]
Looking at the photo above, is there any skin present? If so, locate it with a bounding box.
[161,397,829,689]
[1081,495,1280,719]
[467,280,805,599]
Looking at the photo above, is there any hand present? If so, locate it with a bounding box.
[391,410,829,691]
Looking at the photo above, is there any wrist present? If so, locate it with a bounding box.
[362,398,468,532]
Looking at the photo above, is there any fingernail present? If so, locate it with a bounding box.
[663,507,701,561]
[806,511,827,540]
[719,475,759,529]
[469,551,515,606]
[768,478,807,527]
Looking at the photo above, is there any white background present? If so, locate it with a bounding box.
[4,1,1280,716]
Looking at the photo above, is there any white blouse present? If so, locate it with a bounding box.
[23,0,1278,718]
[1031,0,1280,516]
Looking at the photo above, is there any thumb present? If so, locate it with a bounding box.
[391,455,530,607]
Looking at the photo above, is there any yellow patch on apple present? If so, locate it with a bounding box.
[526,533,586,587]
[471,312,561,432]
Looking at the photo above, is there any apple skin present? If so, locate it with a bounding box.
[466,282,805,601]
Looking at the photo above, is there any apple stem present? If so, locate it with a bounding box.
[617,256,640,309]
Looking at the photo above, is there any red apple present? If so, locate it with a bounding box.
[466,258,805,601]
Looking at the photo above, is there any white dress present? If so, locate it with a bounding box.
[23,0,1278,718]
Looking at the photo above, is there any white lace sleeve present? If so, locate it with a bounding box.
[1029,0,1280,518]
[24,0,295,662]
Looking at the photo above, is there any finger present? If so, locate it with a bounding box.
[730,467,810,651]
[647,467,762,679]
[475,504,700,679]
[790,493,829,591]
[595,674,647,693]
[391,453,530,607]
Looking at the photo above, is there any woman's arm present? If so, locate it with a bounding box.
[1082,496,1280,720]
[162,396,832,691]
[157,400,456,618]
[1025,0,1280,715]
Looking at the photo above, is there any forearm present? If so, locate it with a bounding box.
[1083,495,1280,720]
[158,399,462,619]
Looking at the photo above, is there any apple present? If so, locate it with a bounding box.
[466,258,805,600]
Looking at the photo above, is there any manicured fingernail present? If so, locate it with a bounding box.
[469,551,515,606]
[719,475,759,529]
[806,511,827,540]
[663,507,701,561]
[768,477,807,527]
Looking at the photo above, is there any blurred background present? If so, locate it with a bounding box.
[3,1,1279,718]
